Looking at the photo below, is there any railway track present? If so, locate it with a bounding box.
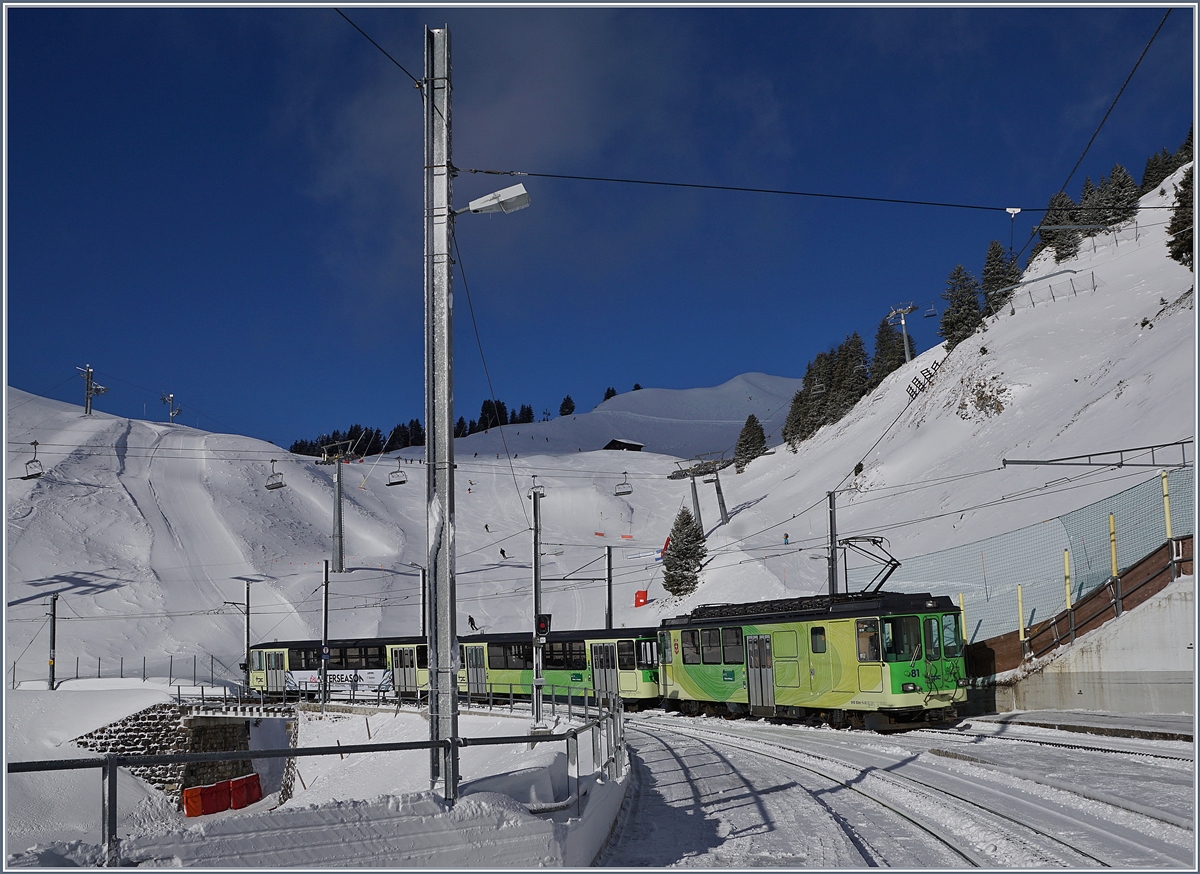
[628,715,1194,868]
[606,721,981,867]
[912,725,1195,762]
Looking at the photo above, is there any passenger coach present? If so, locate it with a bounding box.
[657,590,968,729]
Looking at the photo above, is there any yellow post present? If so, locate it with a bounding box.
[1161,470,1173,540]
[1017,584,1025,641]
[958,593,966,636]
[1109,513,1118,578]
[1064,549,1072,610]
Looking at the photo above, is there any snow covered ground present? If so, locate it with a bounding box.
[4,166,1195,865]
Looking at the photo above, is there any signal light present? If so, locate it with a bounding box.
[535,614,552,636]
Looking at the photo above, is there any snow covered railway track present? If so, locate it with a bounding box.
[626,721,989,868]
[912,726,1195,762]
[639,717,1192,868]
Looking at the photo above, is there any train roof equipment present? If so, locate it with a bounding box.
[661,590,957,627]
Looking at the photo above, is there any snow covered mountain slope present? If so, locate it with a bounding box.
[5,167,1194,678]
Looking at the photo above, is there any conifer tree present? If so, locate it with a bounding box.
[662,507,706,596]
[734,413,768,472]
[603,387,618,401]
[454,417,468,438]
[1103,164,1140,225]
[1166,165,1193,270]
[827,333,868,421]
[1077,176,1102,236]
[938,265,982,353]
[1140,147,1174,194]
[559,395,575,417]
[868,317,907,391]
[1043,191,1081,262]
[1174,124,1192,170]
[981,240,1022,314]
[781,388,806,452]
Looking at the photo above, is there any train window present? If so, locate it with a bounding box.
[659,632,673,665]
[288,649,306,670]
[417,645,428,669]
[508,643,534,671]
[722,627,744,664]
[941,614,963,658]
[923,617,942,660]
[856,619,881,662]
[617,640,636,670]
[881,616,921,662]
[568,641,587,670]
[701,628,723,664]
[544,642,565,670]
[488,643,507,670]
[681,629,701,664]
[810,627,827,654]
[343,647,366,669]
[251,650,263,671]
[638,639,658,670]
[364,646,386,669]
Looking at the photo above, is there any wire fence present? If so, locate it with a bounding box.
[848,467,1193,643]
[12,652,242,690]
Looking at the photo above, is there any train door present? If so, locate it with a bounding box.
[657,631,673,697]
[745,635,775,716]
[591,642,618,705]
[390,646,417,698]
[265,650,287,695]
[466,645,488,697]
[809,625,832,697]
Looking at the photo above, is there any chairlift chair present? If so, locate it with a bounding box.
[809,382,826,395]
[265,459,286,490]
[386,458,409,487]
[23,441,44,480]
[613,472,633,497]
[924,302,937,318]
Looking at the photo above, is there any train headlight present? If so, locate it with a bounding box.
[901,682,919,693]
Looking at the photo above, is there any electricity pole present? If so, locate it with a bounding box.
[48,593,58,690]
[888,304,918,364]
[321,560,330,714]
[77,366,107,416]
[530,480,546,731]
[605,546,613,631]
[827,491,839,597]
[316,440,353,573]
[424,25,459,803]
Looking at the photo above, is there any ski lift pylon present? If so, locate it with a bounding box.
[265,459,286,490]
[23,441,44,480]
[386,458,409,487]
[614,472,632,497]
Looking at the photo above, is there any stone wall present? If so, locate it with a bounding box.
[73,704,253,806]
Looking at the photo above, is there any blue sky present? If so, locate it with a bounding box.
[5,5,1193,449]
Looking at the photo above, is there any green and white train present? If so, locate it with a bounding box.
[657,590,968,729]
[248,590,968,729]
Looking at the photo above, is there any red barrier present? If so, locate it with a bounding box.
[200,780,231,815]
[182,786,203,817]
[634,590,648,607]
[230,773,262,809]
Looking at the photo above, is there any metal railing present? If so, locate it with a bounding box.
[8,698,626,867]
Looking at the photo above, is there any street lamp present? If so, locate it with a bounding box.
[453,183,530,216]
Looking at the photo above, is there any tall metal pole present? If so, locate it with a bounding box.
[712,467,730,526]
[827,491,838,596]
[424,25,459,803]
[689,475,705,536]
[333,458,345,573]
[531,486,546,729]
[244,579,251,690]
[605,546,613,631]
[420,567,428,638]
[48,593,58,690]
[321,560,329,714]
